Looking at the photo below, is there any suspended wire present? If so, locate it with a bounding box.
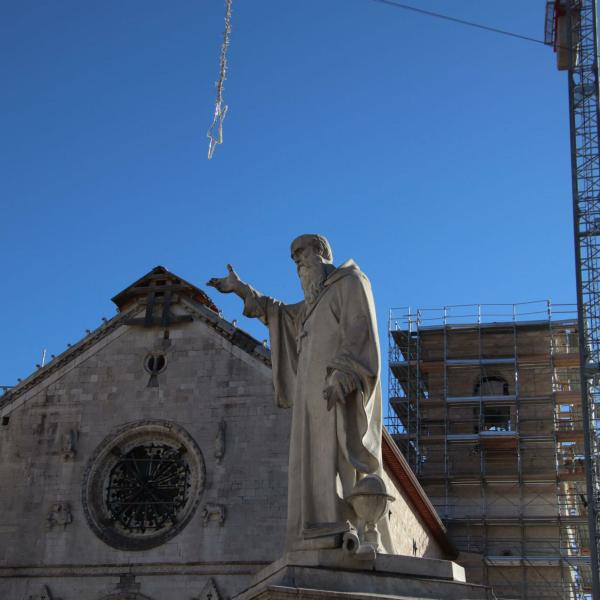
[369,0,550,47]
[207,0,232,160]
[204,0,560,162]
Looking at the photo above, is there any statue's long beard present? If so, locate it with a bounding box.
[298,261,327,305]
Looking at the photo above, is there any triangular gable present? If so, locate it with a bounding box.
[0,268,269,417]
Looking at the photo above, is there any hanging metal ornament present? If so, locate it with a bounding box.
[207,0,232,160]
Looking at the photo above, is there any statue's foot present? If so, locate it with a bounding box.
[291,521,351,551]
[302,521,351,540]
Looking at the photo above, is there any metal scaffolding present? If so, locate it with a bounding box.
[386,301,591,599]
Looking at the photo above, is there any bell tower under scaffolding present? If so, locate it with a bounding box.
[386,302,590,599]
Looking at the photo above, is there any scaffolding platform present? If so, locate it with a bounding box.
[385,302,590,599]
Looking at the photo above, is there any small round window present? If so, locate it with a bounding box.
[145,353,167,374]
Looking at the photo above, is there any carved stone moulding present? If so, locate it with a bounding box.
[214,419,226,464]
[47,502,73,530]
[202,502,226,527]
[82,420,205,551]
[98,594,155,600]
[28,584,63,600]
[194,577,221,600]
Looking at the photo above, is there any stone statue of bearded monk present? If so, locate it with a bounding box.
[208,234,392,553]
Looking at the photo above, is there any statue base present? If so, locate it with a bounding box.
[233,550,489,600]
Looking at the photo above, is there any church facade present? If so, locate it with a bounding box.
[0,267,455,600]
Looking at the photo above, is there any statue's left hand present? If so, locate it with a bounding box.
[323,370,356,411]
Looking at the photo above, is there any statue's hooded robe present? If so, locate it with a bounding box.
[243,260,394,552]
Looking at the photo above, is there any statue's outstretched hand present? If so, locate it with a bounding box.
[207,264,241,294]
[323,370,357,411]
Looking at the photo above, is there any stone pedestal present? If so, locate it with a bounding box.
[233,550,489,600]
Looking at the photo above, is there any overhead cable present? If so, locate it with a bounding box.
[369,0,549,47]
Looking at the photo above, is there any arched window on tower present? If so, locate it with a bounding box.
[474,375,509,397]
[474,375,511,432]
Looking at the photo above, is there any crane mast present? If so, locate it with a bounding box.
[547,0,600,596]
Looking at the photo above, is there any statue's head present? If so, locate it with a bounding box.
[290,234,333,265]
[290,234,333,304]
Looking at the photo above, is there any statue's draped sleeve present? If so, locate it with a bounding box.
[242,288,302,409]
[326,269,382,475]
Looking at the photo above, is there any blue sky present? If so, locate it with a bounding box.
[1,1,575,391]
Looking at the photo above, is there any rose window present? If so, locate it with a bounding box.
[82,420,205,550]
[106,443,190,533]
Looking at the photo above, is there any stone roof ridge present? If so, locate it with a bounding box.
[179,294,271,366]
[111,265,220,314]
